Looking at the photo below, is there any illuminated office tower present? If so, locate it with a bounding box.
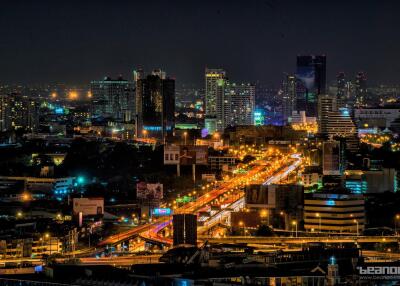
[354,72,367,107]
[205,68,226,133]
[90,76,135,121]
[225,82,255,128]
[133,68,144,82]
[0,95,11,132]
[282,74,297,123]
[296,55,326,117]
[318,94,337,134]
[8,94,39,132]
[135,70,175,140]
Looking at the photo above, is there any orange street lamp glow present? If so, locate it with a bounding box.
[69,91,78,100]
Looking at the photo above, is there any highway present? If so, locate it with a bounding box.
[202,235,400,244]
[96,151,301,247]
[59,255,162,266]
[140,152,303,245]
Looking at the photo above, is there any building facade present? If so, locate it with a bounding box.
[135,70,175,140]
[282,74,297,124]
[304,193,365,233]
[173,214,197,246]
[90,77,135,122]
[205,68,226,134]
[317,94,337,134]
[0,94,39,132]
[221,82,255,130]
[296,55,326,117]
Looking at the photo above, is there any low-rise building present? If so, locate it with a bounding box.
[304,193,365,233]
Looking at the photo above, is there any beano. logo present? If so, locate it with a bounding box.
[357,266,400,275]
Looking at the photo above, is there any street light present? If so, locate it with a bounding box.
[395,214,400,235]
[316,213,321,233]
[292,221,298,237]
[239,221,246,237]
[260,209,269,226]
[353,219,359,236]
[183,131,188,145]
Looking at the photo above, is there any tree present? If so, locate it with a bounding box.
[255,224,274,237]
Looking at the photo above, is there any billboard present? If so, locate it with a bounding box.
[73,198,104,216]
[152,208,172,216]
[136,182,163,200]
[164,145,208,165]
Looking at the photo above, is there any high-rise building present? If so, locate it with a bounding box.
[325,108,358,151]
[172,214,197,246]
[0,95,11,132]
[282,74,297,124]
[135,70,175,140]
[219,82,255,130]
[336,72,346,108]
[205,68,226,134]
[322,140,344,176]
[318,94,337,134]
[354,72,367,106]
[90,76,135,122]
[2,94,39,132]
[296,55,326,117]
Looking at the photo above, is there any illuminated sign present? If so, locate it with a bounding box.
[176,196,193,203]
[254,111,264,126]
[152,208,172,216]
[55,107,64,115]
[143,126,172,131]
[206,73,222,77]
[326,200,336,206]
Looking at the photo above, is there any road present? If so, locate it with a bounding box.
[96,152,302,248]
[68,255,162,266]
[202,235,400,244]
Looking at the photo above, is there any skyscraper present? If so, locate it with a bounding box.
[224,82,255,128]
[135,70,175,140]
[7,94,39,132]
[0,95,11,132]
[296,55,326,117]
[90,76,135,121]
[205,68,226,134]
[318,94,337,134]
[322,140,344,176]
[336,72,346,108]
[282,74,297,124]
[354,72,367,106]
[325,108,358,151]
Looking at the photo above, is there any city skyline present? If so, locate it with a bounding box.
[1,0,400,86]
[1,1,400,285]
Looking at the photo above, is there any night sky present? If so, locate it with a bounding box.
[1,0,400,87]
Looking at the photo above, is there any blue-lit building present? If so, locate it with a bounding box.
[296,55,326,117]
[344,171,368,194]
[254,110,264,126]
